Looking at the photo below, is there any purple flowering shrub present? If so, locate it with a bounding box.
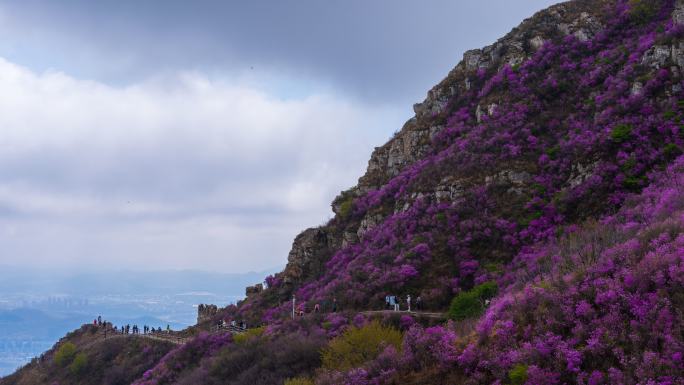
[131,328,326,385]
[311,140,684,384]
[453,156,684,384]
[402,323,459,371]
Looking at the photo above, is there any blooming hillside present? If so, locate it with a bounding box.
[106,153,684,384]
[241,0,684,323]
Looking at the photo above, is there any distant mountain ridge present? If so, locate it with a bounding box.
[0,267,280,296]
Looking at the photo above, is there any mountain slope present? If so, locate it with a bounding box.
[5,0,684,384]
[238,0,684,322]
[1,325,174,385]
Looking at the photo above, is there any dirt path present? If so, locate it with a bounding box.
[359,310,447,319]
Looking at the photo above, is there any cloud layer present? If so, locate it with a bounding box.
[0,58,404,272]
[0,0,560,104]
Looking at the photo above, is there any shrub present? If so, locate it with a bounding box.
[449,291,481,320]
[233,326,265,345]
[623,176,645,191]
[509,364,528,385]
[335,189,356,219]
[545,146,559,159]
[402,324,458,370]
[628,0,661,24]
[54,342,77,367]
[448,282,498,320]
[663,110,677,120]
[611,123,633,143]
[284,377,314,385]
[69,352,88,375]
[483,262,503,274]
[338,198,354,218]
[321,321,403,371]
[209,332,325,385]
[664,143,681,158]
[473,281,498,299]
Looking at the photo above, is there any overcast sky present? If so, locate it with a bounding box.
[0,0,559,273]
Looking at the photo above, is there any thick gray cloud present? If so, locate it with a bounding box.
[0,0,559,103]
[0,1,561,273]
[0,59,405,271]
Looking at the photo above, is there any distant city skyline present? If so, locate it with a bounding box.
[0,0,560,272]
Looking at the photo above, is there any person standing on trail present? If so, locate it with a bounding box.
[332,298,338,313]
[314,303,320,313]
[390,296,399,312]
[407,295,412,312]
[166,324,170,334]
[93,319,97,325]
[98,315,102,326]
[416,296,422,311]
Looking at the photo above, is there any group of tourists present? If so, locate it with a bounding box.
[115,324,170,335]
[93,315,171,336]
[216,319,248,330]
[292,294,425,318]
[385,294,422,312]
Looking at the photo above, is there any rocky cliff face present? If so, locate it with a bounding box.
[197,304,218,324]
